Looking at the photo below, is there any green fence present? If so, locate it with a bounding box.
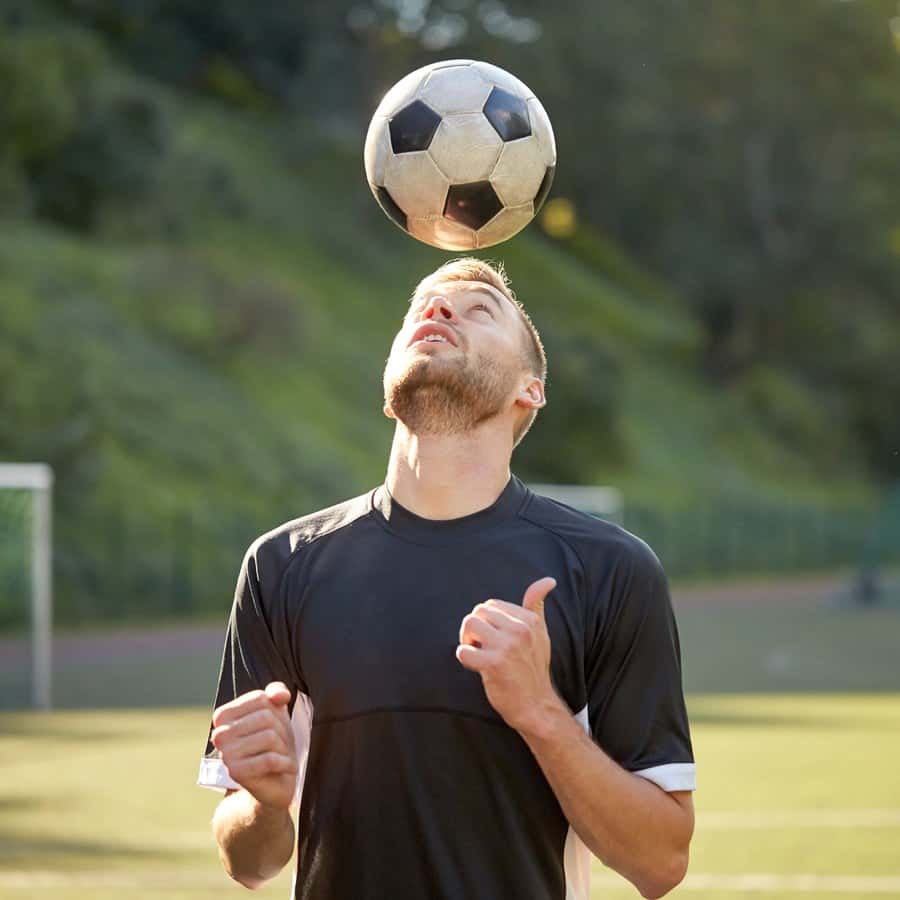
[1,488,899,631]
[624,497,890,579]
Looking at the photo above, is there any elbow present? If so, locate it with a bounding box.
[217,845,282,891]
[636,849,689,899]
[224,863,269,891]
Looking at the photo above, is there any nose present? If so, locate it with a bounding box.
[421,295,456,322]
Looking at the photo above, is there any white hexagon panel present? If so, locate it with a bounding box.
[408,216,476,252]
[384,151,449,220]
[363,118,391,187]
[476,202,535,249]
[489,138,548,207]
[429,114,503,184]
[418,65,493,116]
[471,61,534,99]
[527,97,557,165]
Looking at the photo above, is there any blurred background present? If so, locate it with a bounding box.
[0,1,898,898]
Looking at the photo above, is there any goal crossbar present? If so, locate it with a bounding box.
[529,483,624,524]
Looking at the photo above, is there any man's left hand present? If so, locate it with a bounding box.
[456,576,562,733]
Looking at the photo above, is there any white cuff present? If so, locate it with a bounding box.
[197,757,240,793]
[633,762,696,792]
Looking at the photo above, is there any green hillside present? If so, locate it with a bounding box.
[0,9,889,624]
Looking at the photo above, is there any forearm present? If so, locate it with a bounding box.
[520,697,692,899]
[212,789,295,888]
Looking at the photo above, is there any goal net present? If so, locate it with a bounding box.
[0,464,53,709]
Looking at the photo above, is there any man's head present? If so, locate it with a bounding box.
[382,258,547,447]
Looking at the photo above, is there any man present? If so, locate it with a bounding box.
[198,258,695,900]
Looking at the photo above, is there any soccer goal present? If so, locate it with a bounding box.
[0,464,53,709]
[529,483,624,525]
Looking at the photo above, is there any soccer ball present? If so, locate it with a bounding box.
[364,60,556,251]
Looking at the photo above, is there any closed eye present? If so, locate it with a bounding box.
[472,303,494,317]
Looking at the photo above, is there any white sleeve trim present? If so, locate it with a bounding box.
[633,762,696,792]
[196,692,314,805]
[197,756,240,793]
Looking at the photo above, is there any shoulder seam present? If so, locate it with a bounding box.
[255,493,376,592]
[282,503,375,583]
[517,503,594,702]
[516,502,594,611]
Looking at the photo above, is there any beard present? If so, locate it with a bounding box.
[383,347,518,436]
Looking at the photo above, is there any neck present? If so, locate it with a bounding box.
[385,422,513,520]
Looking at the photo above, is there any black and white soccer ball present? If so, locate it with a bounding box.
[364,60,556,251]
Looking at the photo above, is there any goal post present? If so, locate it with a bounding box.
[529,483,624,525]
[0,463,53,710]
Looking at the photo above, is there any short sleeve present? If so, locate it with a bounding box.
[585,539,695,792]
[196,541,307,794]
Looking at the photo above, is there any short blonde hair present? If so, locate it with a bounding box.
[412,258,547,446]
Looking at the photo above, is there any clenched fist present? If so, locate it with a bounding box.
[456,576,559,734]
[211,682,298,809]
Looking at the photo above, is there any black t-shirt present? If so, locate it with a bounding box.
[198,475,694,900]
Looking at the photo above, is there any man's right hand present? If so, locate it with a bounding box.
[211,681,298,810]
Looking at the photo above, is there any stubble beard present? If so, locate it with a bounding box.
[384,348,518,436]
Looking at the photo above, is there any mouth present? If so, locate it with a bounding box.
[407,322,459,349]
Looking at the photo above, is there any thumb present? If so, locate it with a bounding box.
[264,681,291,707]
[522,577,556,619]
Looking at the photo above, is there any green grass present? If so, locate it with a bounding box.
[1,695,899,899]
[678,604,900,694]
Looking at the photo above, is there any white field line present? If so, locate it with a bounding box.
[699,808,900,829]
[592,873,900,893]
[0,871,226,888]
[3,870,900,893]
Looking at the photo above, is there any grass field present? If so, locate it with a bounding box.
[2,694,899,899]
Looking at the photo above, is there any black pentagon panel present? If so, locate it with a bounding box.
[389,100,442,153]
[373,185,408,231]
[483,87,531,142]
[533,165,555,213]
[444,181,503,230]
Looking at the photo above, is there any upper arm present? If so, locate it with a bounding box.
[586,538,696,790]
[670,790,695,839]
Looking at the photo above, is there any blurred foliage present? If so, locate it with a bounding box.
[0,22,168,229]
[0,0,897,625]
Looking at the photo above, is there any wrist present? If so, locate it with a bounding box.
[513,689,570,743]
[248,793,294,821]
[228,789,291,826]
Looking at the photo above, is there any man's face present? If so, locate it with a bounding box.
[382,280,529,436]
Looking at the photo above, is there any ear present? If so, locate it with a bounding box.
[383,401,396,420]
[514,377,546,411]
